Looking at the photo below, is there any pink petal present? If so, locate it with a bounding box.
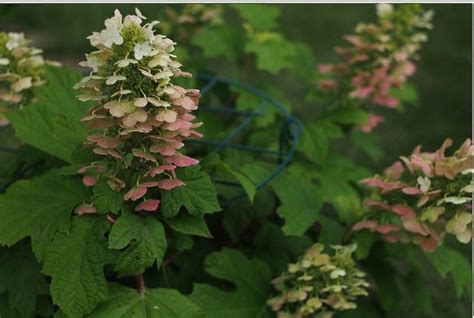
[147,165,176,177]
[384,161,404,180]
[317,64,334,74]
[166,155,199,167]
[372,95,399,108]
[352,220,378,231]
[124,187,148,202]
[174,96,197,110]
[157,179,185,190]
[420,237,438,252]
[350,86,373,99]
[403,219,429,236]
[140,181,159,188]
[401,187,422,195]
[75,203,96,215]
[360,114,384,133]
[375,224,401,234]
[131,187,148,201]
[390,204,417,220]
[383,234,400,243]
[363,199,390,210]
[135,199,160,212]
[411,155,432,176]
[83,176,97,187]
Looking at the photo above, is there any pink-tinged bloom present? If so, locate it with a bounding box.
[344,35,364,47]
[358,139,473,251]
[410,155,432,176]
[384,161,404,180]
[375,224,401,234]
[123,182,158,201]
[359,114,384,133]
[146,165,176,177]
[372,95,399,108]
[350,86,373,99]
[83,176,97,187]
[390,204,416,220]
[135,199,160,212]
[75,203,97,215]
[383,234,401,243]
[87,135,120,149]
[352,220,378,231]
[363,199,390,210]
[360,177,403,193]
[435,138,452,160]
[316,4,432,121]
[133,149,158,163]
[403,219,429,236]
[124,186,148,201]
[76,9,203,215]
[166,155,199,167]
[401,186,422,195]
[157,178,185,190]
[317,64,334,74]
[419,237,438,253]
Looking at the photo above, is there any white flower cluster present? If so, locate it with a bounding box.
[0,32,48,126]
[75,8,202,214]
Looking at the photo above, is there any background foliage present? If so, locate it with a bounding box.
[0,4,471,318]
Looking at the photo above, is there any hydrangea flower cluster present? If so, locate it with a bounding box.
[267,244,369,318]
[161,4,223,42]
[353,139,473,252]
[317,4,433,132]
[75,9,202,214]
[0,32,48,126]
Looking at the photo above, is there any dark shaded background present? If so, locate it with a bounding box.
[0,4,471,317]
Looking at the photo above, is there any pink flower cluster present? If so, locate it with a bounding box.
[75,9,202,214]
[353,138,473,252]
[317,4,433,132]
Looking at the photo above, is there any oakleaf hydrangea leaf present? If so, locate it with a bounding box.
[219,161,256,202]
[108,211,144,250]
[88,283,204,318]
[165,213,212,238]
[42,216,115,317]
[323,107,369,126]
[113,214,167,277]
[271,171,323,236]
[231,4,281,31]
[0,244,49,317]
[7,67,92,162]
[0,170,89,260]
[299,119,342,165]
[92,179,123,214]
[161,166,220,218]
[426,245,471,298]
[245,34,297,74]
[189,248,272,318]
[191,26,243,61]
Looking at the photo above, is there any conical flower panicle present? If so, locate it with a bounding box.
[267,244,369,318]
[318,4,433,132]
[0,32,49,126]
[75,9,203,214]
[354,138,473,251]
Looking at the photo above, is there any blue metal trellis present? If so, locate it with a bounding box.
[191,73,303,197]
[0,74,303,196]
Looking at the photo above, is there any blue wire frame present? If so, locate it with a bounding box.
[0,74,303,195]
[194,73,303,192]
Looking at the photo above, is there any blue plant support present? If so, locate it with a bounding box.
[0,74,303,196]
[192,74,303,200]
